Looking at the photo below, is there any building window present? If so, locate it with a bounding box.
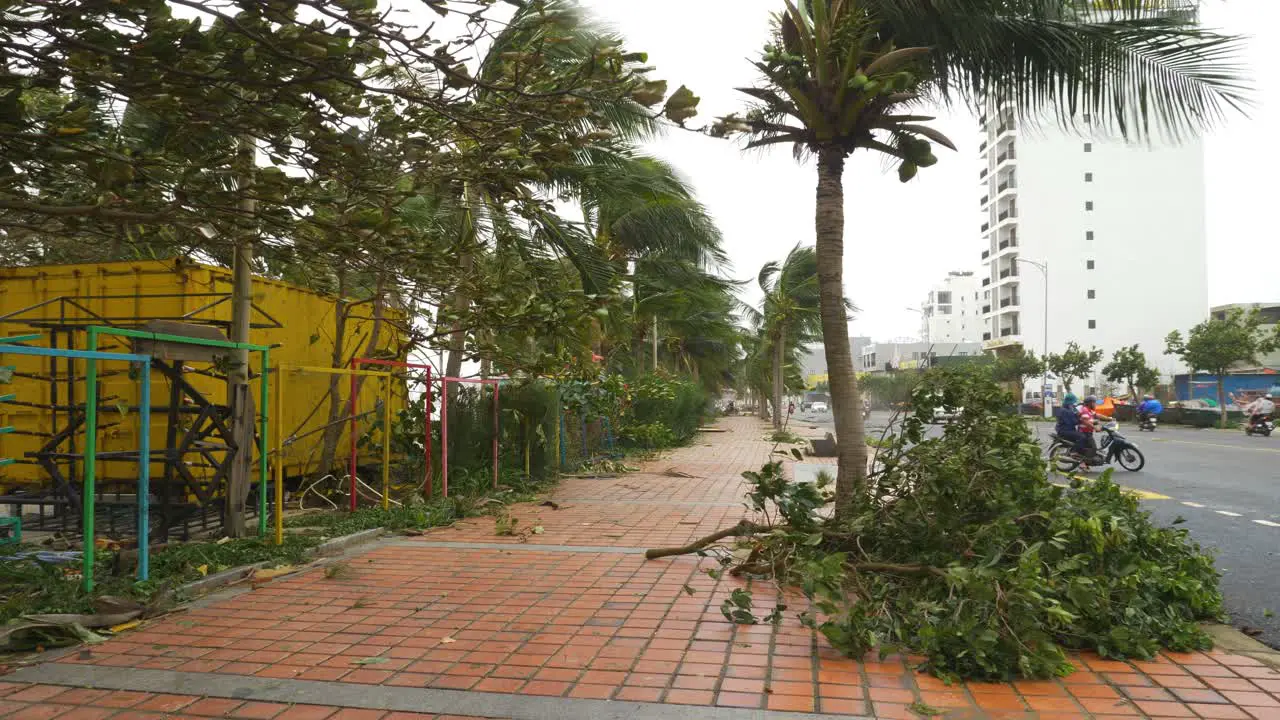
[1087,260,1095,269]
[1088,289,1096,299]
[1085,201,1094,211]
[1086,230,1095,241]
[1084,142,1093,152]
[1088,319,1097,329]
[1085,172,1093,182]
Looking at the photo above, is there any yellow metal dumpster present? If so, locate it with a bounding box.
[0,257,410,500]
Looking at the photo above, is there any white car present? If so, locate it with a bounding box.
[932,405,963,423]
[810,402,828,412]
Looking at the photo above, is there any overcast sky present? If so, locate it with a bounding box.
[579,0,1279,342]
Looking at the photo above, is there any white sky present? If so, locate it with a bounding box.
[580,0,1279,342]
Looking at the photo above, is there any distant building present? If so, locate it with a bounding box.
[1210,302,1280,371]
[920,272,982,344]
[800,337,870,379]
[859,341,984,373]
[975,94,1208,386]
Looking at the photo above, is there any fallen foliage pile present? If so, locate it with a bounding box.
[649,367,1222,680]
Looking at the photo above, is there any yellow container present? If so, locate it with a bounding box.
[0,258,409,494]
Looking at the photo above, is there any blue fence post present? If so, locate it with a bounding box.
[559,412,567,467]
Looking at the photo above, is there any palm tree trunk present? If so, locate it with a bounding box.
[772,328,785,431]
[814,149,867,515]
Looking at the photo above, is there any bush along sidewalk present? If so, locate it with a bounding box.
[647,367,1223,681]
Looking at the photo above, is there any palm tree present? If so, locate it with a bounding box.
[751,245,823,429]
[631,254,743,383]
[721,0,1246,512]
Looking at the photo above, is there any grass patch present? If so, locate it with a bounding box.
[0,534,318,625]
[768,429,805,443]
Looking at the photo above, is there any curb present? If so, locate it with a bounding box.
[312,527,385,556]
[172,527,387,598]
[1203,623,1280,670]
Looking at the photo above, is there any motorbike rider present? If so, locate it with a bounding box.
[1055,393,1092,458]
[1076,395,1104,459]
[1242,393,1276,430]
[1137,394,1163,424]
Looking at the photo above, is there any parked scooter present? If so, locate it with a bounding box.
[1244,415,1275,437]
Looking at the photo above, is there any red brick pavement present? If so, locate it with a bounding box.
[4,416,1279,719]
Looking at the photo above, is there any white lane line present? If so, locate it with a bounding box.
[1181,501,1206,508]
[1216,510,1243,517]
[1254,520,1280,528]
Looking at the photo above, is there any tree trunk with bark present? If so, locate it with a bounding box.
[224,133,256,538]
[316,269,349,483]
[772,327,785,431]
[814,149,867,515]
[316,270,388,482]
[1217,376,1227,429]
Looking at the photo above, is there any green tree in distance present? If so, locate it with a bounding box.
[991,348,1044,404]
[1046,342,1104,393]
[713,0,1247,513]
[1166,309,1280,427]
[1103,345,1163,401]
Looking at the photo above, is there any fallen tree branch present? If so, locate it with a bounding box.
[852,561,947,578]
[644,520,776,560]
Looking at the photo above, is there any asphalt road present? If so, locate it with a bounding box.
[793,410,1280,649]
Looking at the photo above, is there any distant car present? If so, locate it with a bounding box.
[932,405,962,423]
[810,401,828,413]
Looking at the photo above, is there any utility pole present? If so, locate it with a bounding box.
[1016,258,1050,418]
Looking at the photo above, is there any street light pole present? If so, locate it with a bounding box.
[1015,258,1050,418]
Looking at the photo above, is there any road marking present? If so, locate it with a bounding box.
[1181,501,1206,508]
[1064,473,1171,500]
[1149,437,1280,454]
[1254,520,1280,528]
[1216,510,1243,517]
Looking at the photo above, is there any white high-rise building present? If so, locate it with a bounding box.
[977,102,1208,390]
[920,271,982,345]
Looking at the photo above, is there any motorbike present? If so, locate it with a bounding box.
[1048,420,1146,473]
[863,405,871,421]
[1138,413,1158,432]
[1244,415,1275,437]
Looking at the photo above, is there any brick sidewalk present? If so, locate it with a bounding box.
[4,415,1279,719]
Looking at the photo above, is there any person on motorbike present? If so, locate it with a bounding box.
[1055,393,1091,458]
[1137,394,1163,424]
[1076,395,1107,460]
[1242,393,1276,429]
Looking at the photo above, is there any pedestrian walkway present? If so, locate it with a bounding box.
[4,416,1279,719]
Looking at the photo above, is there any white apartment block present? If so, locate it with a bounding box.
[920,271,982,345]
[977,102,1208,389]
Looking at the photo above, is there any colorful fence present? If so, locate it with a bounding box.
[0,334,153,590]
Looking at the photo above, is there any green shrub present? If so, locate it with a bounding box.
[618,422,677,449]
